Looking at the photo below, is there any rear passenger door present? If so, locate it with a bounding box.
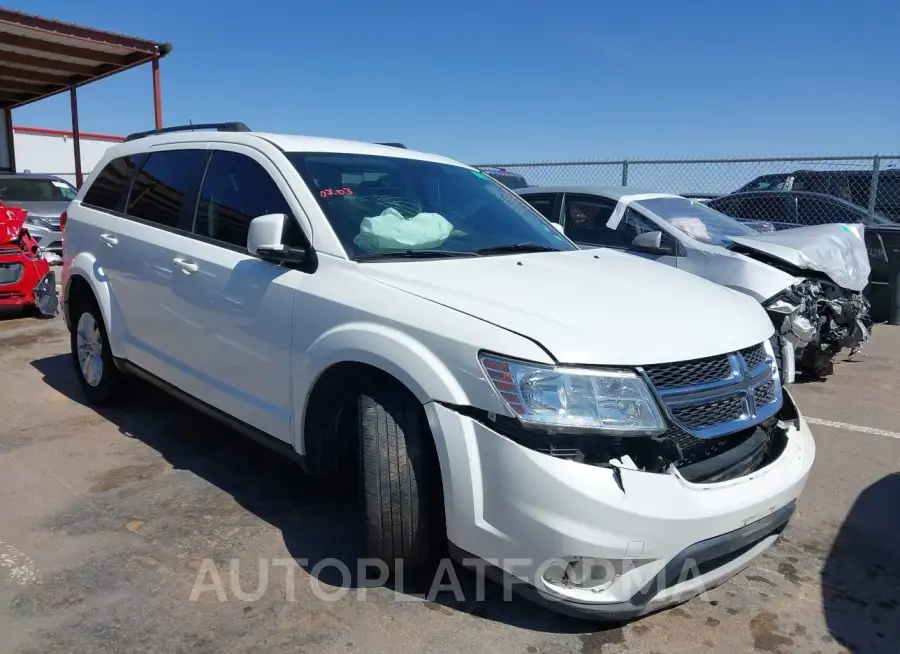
[98,148,210,371]
[169,146,303,442]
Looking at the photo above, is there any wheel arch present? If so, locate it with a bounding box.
[64,253,125,357]
[295,323,472,476]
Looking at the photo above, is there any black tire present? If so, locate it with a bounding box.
[359,381,440,574]
[69,297,128,405]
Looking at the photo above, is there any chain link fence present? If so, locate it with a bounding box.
[475,155,900,228]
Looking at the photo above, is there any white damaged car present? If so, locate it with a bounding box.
[518,187,872,382]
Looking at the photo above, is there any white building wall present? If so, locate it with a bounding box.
[12,127,123,186]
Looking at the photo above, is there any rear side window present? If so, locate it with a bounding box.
[126,150,208,228]
[731,196,794,223]
[193,151,292,247]
[82,155,145,211]
[797,197,865,225]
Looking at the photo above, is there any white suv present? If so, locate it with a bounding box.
[61,124,815,619]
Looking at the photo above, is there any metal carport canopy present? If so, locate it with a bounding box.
[0,7,171,182]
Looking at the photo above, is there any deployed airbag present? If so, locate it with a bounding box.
[730,224,871,292]
[354,207,454,252]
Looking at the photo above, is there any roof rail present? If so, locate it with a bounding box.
[124,122,251,142]
[378,142,407,149]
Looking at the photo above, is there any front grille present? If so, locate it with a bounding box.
[644,355,733,389]
[741,344,768,369]
[642,341,782,442]
[754,379,777,407]
[671,395,745,430]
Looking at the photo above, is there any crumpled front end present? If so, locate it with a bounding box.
[766,278,871,381]
[433,341,814,620]
[0,204,59,316]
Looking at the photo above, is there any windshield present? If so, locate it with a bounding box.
[287,153,573,259]
[637,197,760,246]
[0,177,77,202]
[737,175,790,193]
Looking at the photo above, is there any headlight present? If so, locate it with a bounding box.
[479,353,666,435]
[25,216,51,229]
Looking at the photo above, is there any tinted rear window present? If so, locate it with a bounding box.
[82,155,146,211]
[125,150,209,228]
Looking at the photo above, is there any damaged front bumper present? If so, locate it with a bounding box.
[0,257,59,316]
[766,278,871,382]
[0,216,59,316]
[428,390,815,620]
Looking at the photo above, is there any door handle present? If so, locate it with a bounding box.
[172,257,199,274]
[100,233,118,247]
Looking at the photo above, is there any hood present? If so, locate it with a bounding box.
[0,200,69,219]
[730,223,871,292]
[362,248,774,366]
[1,205,27,243]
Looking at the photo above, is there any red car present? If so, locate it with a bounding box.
[0,203,58,315]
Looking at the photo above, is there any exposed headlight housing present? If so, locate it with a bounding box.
[479,353,666,435]
[25,215,53,229]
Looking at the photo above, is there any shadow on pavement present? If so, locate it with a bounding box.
[822,473,900,654]
[30,353,613,636]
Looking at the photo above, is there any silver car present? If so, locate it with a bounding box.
[0,173,77,261]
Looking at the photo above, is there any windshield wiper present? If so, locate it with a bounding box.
[355,249,478,261]
[474,243,561,256]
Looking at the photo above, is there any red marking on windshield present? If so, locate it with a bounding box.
[320,187,353,198]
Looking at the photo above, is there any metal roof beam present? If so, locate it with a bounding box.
[0,8,162,53]
[0,32,132,64]
[0,50,100,76]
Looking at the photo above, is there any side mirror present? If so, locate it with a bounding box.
[247,213,306,263]
[631,230,674,255]
[552,222,565,234]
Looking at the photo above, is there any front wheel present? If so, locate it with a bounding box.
[70,300,128,405]
[358,381,442,574]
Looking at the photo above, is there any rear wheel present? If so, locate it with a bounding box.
[70,299,127,405]
[358,381,442,574]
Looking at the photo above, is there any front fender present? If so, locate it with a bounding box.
[685,250,799,304]
[64,252,126,358]
[293,322,487,455]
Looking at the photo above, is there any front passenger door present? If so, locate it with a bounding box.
[171,147,304,443]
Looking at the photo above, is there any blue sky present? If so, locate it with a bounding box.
[12,0,900,164]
